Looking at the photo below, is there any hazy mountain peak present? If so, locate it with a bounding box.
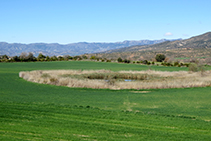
[0,39,175,56]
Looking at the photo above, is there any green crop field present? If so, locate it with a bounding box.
[0,61,211,140]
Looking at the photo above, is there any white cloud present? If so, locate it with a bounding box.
[164,32,173,36]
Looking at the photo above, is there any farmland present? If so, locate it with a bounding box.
[0,61,211,140]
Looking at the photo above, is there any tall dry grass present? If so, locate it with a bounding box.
[19,69,211,90]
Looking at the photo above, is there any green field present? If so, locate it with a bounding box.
[1,61,211,140]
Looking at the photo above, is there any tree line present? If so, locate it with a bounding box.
[0,52,167,64]
[0,53,85,62]
[0,52,192,68]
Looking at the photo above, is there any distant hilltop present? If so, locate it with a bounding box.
[100,32,211,54]
[89,31,211,61]
[0,39,179,57]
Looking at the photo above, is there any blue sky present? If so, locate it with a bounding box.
[0,0,210,44]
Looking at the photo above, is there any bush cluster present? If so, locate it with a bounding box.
[161,62,190,67]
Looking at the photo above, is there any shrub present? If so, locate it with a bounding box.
[82,55,88,59]
[174,62,179,67]
[13,56,20,62]
[90,56,96,60]
[117,57,123,62]
[41,73,51,78]
[27,52,35,61]
[50,56,58,61]
[167,63,171,66]
[86,106,90,108]
[37,53,46,60]
[124,59,130,63]
[63,55,70,61]
[20,52,28,61]
[106,78,116,85]
[155,54,166,62]
[46,56,50,61]
[50,78,58,85]
[1,54,9,59]
[142,60,148,64]
[58,57,64,61]
[184,63,189,67]
[73,56,82,60]
[188,63,198,72]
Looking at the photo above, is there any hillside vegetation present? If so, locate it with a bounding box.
[91,32,211,61]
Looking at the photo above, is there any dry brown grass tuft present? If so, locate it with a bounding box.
[19,69,211,90]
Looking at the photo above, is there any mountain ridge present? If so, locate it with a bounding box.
[0,39,179,56]
[100,32,211,54]
[89,32,211,61]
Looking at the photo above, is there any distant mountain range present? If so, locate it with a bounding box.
[101,32,211,53]
[0,39,178,57]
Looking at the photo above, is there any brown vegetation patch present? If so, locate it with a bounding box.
[19,69,211,90]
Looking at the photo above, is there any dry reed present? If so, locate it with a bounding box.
[19,69,211,90]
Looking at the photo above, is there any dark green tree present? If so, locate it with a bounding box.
[50,56,58,61]
[117,57,122,62]
[46,56,50,61]
[73,56,82,60]
[27,52,35,61]
[12,56,20,62]
[124,59,130,63]
[37,53,46,60]
[58,56,64,61]
[155,54,166,62]
[2,55,9,59]
[142,60,148,64]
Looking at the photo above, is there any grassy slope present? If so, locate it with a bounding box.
[0,61,211,140]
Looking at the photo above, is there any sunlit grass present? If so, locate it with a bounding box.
[0,61,211,140]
